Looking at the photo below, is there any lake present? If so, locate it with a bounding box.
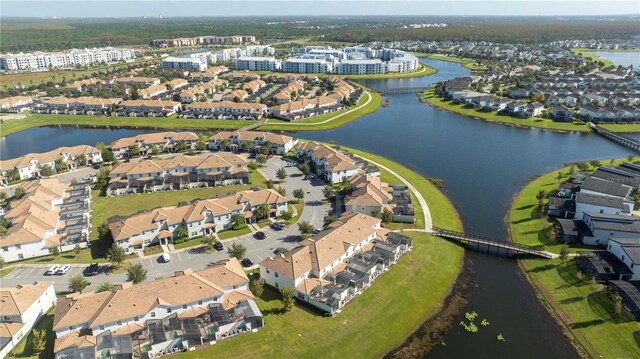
[1,58,637,358]
[587,51,640,67]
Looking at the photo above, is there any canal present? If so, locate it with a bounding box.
[1,57,638,358]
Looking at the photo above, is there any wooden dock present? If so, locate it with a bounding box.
[379,87,429,95]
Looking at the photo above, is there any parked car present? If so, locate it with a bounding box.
[84,262,99,276]
[56,265,71,275]
[214,242,224,251]
[274,247,288,255]
[254,231,266,240]
[161,253,171,263]
[46,265,60,275]
[271,222,286,230]
[241,258,253,267]
[313,228,323,234]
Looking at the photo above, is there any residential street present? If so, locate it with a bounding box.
[2,156,332,292]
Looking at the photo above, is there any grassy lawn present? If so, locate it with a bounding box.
[0,113,257,138]
[173,238,206,250]
[599,123,640,134]
[287,201,304,226]
[423,89,598,133]
[173,146,463,359]
[415,53,486,71]
[0,58,158,88]
[508,158,640,359]
[0,267,15,277]
[570,49,614,67]
[344,63,436,79]
[217,226,253,240]
[258,90,382,131]
[8,307,56,359]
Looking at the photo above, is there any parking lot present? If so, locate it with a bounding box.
[2,155,333,292]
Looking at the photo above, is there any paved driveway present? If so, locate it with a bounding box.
[3,156,332,292]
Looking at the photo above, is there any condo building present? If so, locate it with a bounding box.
[0,47,135,72]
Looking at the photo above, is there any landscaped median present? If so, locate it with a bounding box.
[174,147,464,359]
[508,159,640,359]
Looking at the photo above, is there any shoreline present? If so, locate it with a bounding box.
[422,89,640,134]
[506,159,640,359]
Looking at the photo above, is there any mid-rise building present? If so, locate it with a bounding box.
[233,57,281,71]
[0,47,135,72]
[335,59,386,75]
[160,56,207,72]
[281,57,333,74]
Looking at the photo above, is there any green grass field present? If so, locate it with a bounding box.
[424,89,640,134]
[258,90,382,131]
[8,307,56,359]
[217,226,253,240]
[171,146,463,359]
[508,159,640,359]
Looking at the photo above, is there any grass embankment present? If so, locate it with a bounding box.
[174,148,464,359]
[414,53,486,71]
[0,114,257,138]
[570,49,614,68]
[217,226,253,240]
[0,58,158,88]
[259,90,382,131]
[423,89,596,133]
[508,159,640,359]
[8,307,56,359]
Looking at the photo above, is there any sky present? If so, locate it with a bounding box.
[1,0,639,17]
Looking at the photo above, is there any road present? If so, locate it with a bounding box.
[2,157,332,292]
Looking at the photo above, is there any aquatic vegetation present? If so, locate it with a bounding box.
[481,319,490,326]
[497,333,506,342]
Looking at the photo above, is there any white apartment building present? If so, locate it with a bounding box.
[244,45,275,56]
[208,130,299,155]
[335,59,387,75]
[233,56,281,71]
[282,57,333,74]
[1,282,56,359]
[160,56,207,72]
[0,145,103,181]
[295,142,360,183]
[0,47,135,72]
[109,189,288,253]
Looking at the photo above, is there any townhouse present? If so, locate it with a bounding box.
[108,189,287,253]
[219,72,261,82]
[197,65,229,81]
[114,77,161,86]
[180,79,228,103]
[0,96,33,113]
[35,96,121,115]
[269,96,346,121]
[113,100,181,117]
[233,56,282,72]
[345,174,415,223]
[110,131,199,159]
[185,101,267,120]
[243,79,266,94]
[0,145,102,181]
[260,212,412,314]
[273,80,306,104]
[107,154,249,195]
[0,178,92,262]
[295,142,360,183]
[0,282,56,358]
[221,89,248,102]
[0,47,135,72]
[52,258,263,359]
[138,79,188,100]
[207,130,298,155]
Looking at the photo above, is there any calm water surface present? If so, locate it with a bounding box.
[587,51,640,67]
[1,58,637,358]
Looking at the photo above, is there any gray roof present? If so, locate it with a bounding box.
[576,192,625,210]
[581,177,631,198]
[610,237,640,245]
[622,246,640,265]
[584,212,640,233]
[591,167,640,187]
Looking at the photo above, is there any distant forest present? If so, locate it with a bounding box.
[1,16,639,52]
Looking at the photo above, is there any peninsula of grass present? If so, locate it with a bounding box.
[413,53,486,71]
[174,147,464,359]
[258,90,382,131]
[508,159,640,359]
[570,49,614,68]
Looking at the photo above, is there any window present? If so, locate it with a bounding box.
[275,282,279,288]
[2,247,7,252]
[198,300,203,305]
[233,285,237,289]
[275,272,279,278]
[167,308,172,313]
[3,316,10,321]
[99,325,104,330]
[182,304,187,309]
[134,316,139,321]
[266,269,270,274]
[150,312,156,318]
[18,254,23,259]
[69,326,75,331]
[117,321,122,326]
[15,244,21,249]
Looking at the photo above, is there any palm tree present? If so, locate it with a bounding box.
[127,264,147,284]
[69,274,89,293]
[256,203,271,220]
[231,212,246,228]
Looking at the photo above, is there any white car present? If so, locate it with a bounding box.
[161,253,171,263]
[56,265,71,275]
[46,265,60,275]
